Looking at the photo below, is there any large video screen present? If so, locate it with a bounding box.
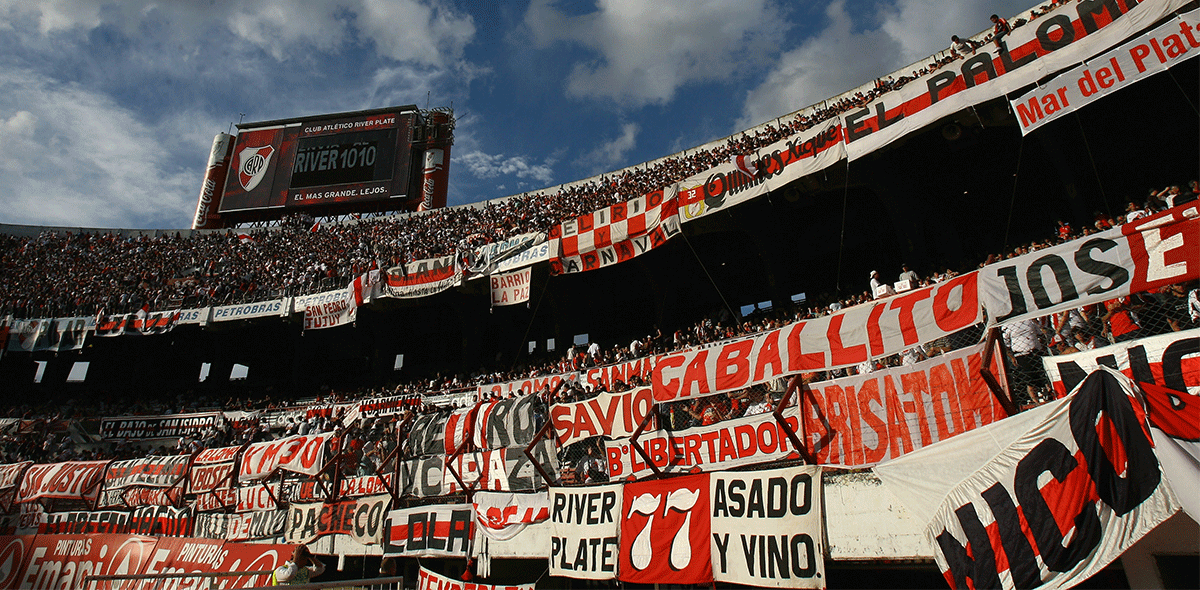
[219,109,415,213]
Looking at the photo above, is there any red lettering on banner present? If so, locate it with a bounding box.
[827,314,867,365]
[934,273,980,331]
[753,330,784,380]
[883,376,915,456]
[681,351,711,398]
[715,340,753,391]
[857,379,888,465]
[867,303,888,356]
[891,289,932,346]
[786,321,826,371]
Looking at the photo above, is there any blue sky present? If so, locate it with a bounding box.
[0,0,1034,229]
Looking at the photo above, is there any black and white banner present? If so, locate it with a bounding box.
[548,484,623,580]
[710,465,825,588]
[921,369,1180,590]
[100,412,225,440]
[284,494,389,545]
[1043,328,1200,398]
[385,504,474,557]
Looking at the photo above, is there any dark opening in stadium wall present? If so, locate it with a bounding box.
[0,1,1198,588]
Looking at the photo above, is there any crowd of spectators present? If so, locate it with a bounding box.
[0,1,1078,320]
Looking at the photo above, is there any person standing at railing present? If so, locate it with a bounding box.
[272,545,326,585]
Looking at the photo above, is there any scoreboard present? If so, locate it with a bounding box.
[217,107,418,214]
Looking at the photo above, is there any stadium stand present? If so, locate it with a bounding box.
[0,0,1198,588]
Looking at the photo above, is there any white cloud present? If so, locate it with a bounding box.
[582,122,638,175]
[738,0,1036,128]
[1,0,476,65]
[459,151,555,185]
[0,68,207,228]
[524,0,786,108]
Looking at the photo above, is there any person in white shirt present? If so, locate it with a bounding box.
[272,545,325,585]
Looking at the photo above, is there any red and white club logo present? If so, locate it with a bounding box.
[237,145,275,191]
[0,537,26,588]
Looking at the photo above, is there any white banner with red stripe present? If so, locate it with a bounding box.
[677,117,845,223]
[843,0,1189,159]
[472,491,549,541]
[981,206,1200,327]
[605,407,803,479]
[383,255,461,299]
[1012,9,1200,134]
[652,273,982,402]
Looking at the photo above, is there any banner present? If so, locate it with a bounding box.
[1013,9,1200,134]
[1043,328,1200,398]
[39,511,131,535]
[489,267,531,307]
[677,118,846,223]
[550,188,682,275]
[284,494,389,545]
[477,372,577,399]
[16,461,108,504]
[620,473,711,585]
[100,412,225,440]
[417,565,535,590]
[803,341,1008,468]
[605,407,802,479]
[472,491,549,541]
[384,504,474,557]
[403,441,559,497]
[209,298,289,322]
[925,369,1180,590]
[548,484,623,579]
[477,395,541,450]
[130,505,194,537]
[238,432,334,482]
[384,255,461,299]
[223,510,288,541]
[236,483,279,512]
[297,288,357,330]
[189,446,238,511]
[980,199,1199,327]
[16,534,159,589]
[583,356,660,390]
[842,0,1189,158]
[5,317,90,352]
[100,455,190,507]
[652,273,982,402]
[465,232,552,277]
[550,387,655,447]
[710,466,825,588]
[138,538,290,589]
[95,310,180,336]
[340,474,392,498]
[357,394,419,419]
